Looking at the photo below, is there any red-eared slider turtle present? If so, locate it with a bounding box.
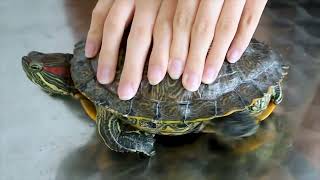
[22,38,288,156]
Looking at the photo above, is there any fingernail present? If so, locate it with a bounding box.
[228,49,241,63]
[118,83,135,100]
[97,68,112,84]
[85,41,96,58]
[183,72,200,92]
[168,59,184,79]
[202,68,217,84]
[148,65,163,85]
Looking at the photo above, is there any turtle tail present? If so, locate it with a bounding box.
[97,107,155,156]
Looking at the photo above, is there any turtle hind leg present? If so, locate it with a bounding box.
[230,120,276,154]
[256,102,277,122]
[97,107,155,156]
[204,111,277,154]
[204,111,259,138]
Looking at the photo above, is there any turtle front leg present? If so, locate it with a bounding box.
[97,106,155,156]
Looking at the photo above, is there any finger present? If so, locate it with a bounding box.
[227,0,268,63]
[148,0,177,85]
[118,0,162,100]
[86,0,114,58]
[202,0,246,84]
[182,0,224,91]
[97,0,134,84]
[168,0,199,80]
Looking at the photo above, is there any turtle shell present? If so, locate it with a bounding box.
[70,39,286,123]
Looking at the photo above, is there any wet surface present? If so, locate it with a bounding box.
[1,0,320,180]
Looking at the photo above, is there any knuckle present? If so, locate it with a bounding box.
[130,25,150,42]
[217,19,235,33]
[88,25,101,39]
[87,29,97,38]
[174,11,192,29]
[193,20,213,35]
[241,14,257,28]
[104,18,121,33]
[149,57,164,67]
[153,21,170,39]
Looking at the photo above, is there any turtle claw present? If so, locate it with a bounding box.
[42,89,55,96]
[117,131,156,156]
[97,107,156,156]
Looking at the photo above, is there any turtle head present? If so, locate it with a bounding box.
[22,51,75,95]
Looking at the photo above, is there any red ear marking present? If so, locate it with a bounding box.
[43,66,70,77]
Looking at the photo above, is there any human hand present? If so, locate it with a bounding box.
[85,0,268,100]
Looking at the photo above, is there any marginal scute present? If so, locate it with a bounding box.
[234,83,264,105]
[215,91,246,116]
[70,39,287,123]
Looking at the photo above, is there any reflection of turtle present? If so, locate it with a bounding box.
[22,38,287,156]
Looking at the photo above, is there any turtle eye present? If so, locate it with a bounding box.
[30,63,43,71]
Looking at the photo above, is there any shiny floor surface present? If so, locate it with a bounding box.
[1,0,320,180]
